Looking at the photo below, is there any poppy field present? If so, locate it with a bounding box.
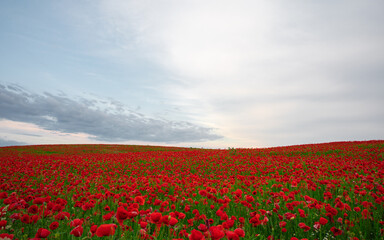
[0,140,383,240]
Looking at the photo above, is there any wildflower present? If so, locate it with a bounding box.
[330,227,343,236]
[28,205,39,214]
[313,222,320,230]
[0,233,14,239]
[319,217,328,225]
[134,196,145,205]
[49,221,59,230]
[70,225,83,237]
[35,228,50,238]
[325,204,338,216]
[234,228,245,237]
[298,222,311,232]
[90,224,98,237]
[150,212,162,224]
[209,226,225,240]
[245,195,254,203]
[140,221,148,228]
[70,218,83,228]
[116,206,129,224]
[0,220,7,229]
[189,229,205,240]
[169,217,178,226]
[362,209,370,219]
[226,231,239,240]
[96,224,117,237]
[102,211,115,221]
[21,214,30,224]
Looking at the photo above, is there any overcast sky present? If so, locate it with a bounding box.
[1,0,383,148]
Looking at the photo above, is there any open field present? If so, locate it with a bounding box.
[0,141,383,239]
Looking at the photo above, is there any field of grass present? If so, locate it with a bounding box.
[0,141,383,239]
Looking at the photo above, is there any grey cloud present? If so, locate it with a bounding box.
[0,138,27,147]
[18,133,42,137]
[0,84,222,143]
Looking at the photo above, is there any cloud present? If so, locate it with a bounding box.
[0,84,222,143]
[0,137,26,147]
[2,1,382,147]
[94,0,384,146]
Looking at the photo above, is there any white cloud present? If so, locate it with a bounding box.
[0,119,94,145]
[94,0,384,147]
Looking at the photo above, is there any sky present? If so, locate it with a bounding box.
[1,0,383,148]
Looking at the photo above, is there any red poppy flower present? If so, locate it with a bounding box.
[140,221,148,228]
[169,217,178,226]
[33,198,45,205]
[70,218,83,228]
[189,229,205,240]
[233,189,242,198]
[0,220,7,229]
[128,210,138,219]
[199,190,207,196]
[28,205,39,214]
[330,227,343,236]
[134,196,145,205]
[245,195,254,203]
[70,225,83,237]
[116,206,129,223]
[198,224,208,232]
[150,212,162,224]
[298,209,307,218]
[234,228,245,237]
[35,228,50,238]
[325,204,338,216]
[0,233,13,239]
[162,215,170,225]
[21,214,30,224]
[209,226,225,240]
[54,212,70,221]
[226,231,239,240]
[96,224,117,237]
[90,224,98,236]
[0,192,8,199]
[103,211,115,221]
[298,222,310,232]
[49,221,59,230]
[31,214,39,224]
[319,217,328,225]
[284,212,296,220]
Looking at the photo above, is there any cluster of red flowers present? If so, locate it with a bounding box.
[0,141,383,239]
